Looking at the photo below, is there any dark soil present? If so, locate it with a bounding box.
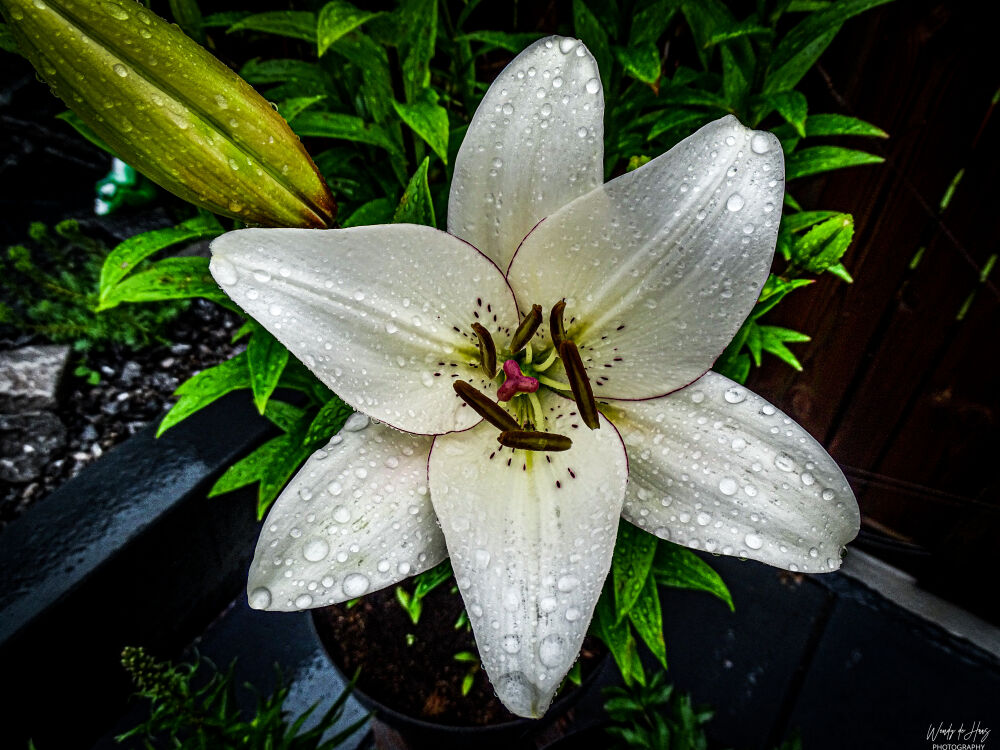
[0,299,243,531]
[312,583,605,727]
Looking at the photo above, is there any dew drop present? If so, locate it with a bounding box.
[343,413,370,432]
[585,77,600,94]
[249,587,272,609]
[696,511,712,526]
[501,102,514,116]
[397,561,412,575]
[822,488,837,501]
[576,126,588,138]
[214,94,228,109]
[724,386,746,404]
[503,635,521,654]
[726,193,745,212]
[303,538,329,562]
[333,505,351,523]
[751,133,771,154]
[475,549,492,567]
[294,593,314,608]
[539,634,566,667]
[557,575,579,592]
[801,471,816,486]
[112,63,128,78]
[558,38,576,53]
[745,533,764,550]
[102,2,129,20]
[718,477,738,496]
[342,573,370,597]
[565,607,581,622]
[774,452,796,472]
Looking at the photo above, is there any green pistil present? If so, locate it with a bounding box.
[537,374,573,392]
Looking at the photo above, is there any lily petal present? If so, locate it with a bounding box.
[210,225,518,434]
[507,116,783,400]
[428,398,628,718]
[247,417,446,611]
[608,372,859,572]
[449,35,604,271]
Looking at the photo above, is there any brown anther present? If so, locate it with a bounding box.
[559,340,600,430]
[471,322,497,378]
[497,429,572,452]
[549,299,567,350]
[509,304,543,354]
[453,381,520,432]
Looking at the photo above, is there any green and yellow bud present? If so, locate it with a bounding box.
[1,0,336,228]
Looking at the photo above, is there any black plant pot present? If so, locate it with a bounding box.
[310,609,611,750]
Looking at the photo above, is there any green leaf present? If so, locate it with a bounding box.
[705,20,774,47]
[593,583,646,686]
[158,353,249,436]
[721,45,750,111]
[393,157,435,226]
[746,321,764,366]
[763,90,808,137]
[455,31,545,54]
[55,111,116,156]
[653,542,734,610]
[802,113,888,138]
[343,197,396,227]
[99,214,223,298]
[201,11,251,28]
[612,521,658,622]
[169,0,204,41]
[293,111,395,150]
[628,575,667,670]
[228,11,317,43]
[303,396,353,447]
[262,399,305,433]
[98,257,224,310]
[277,95,326,123]
[396,0,437,103]
[614,43,661,85]
[392,90,450,164]
[647,108,717,142]
[781,210,839,233]
[759,325,811,370]
[629,1,678,47]
[786,145,883,180]
[239,59,330,89]
[573,0,613,90]
[317,0,381,56]
[247,328,289,414]
[413,560,453,598]
[793,213,854,272]
[827,262,854,283]
[765,0,894,93]
[209,432,312,517]
[751,275,813,318]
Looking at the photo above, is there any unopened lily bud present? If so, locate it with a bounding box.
[1,0,336,228]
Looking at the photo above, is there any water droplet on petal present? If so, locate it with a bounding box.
[558,38,576,53]
[718,477,738,496]
[333,505,351,523]
[724,386,746,404]
[774,452,796,472]
[212,258,238,286]
[557,575,579,592]
[249,587,271,609]
[726,193,745,212]
[303,538,329,562]
[343,573,370,597]
[585,77,600,94]
[539,634,566,667]
[751,133,771,154]
[344,413,370,432]
[294,593,314,608]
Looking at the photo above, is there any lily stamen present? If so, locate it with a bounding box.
[549,299,568,350]
[471,322,497,378]
[559,340,600,430]
[509,304,543,354]
[454,380,520,431]
[498,429,572,452]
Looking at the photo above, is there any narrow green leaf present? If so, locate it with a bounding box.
[647,109,717,142]
[765,0,894,93]
[455,31,544,54]
[802,113,888,138]
[628,575,667,670]
[612,521,658,622]
[413,560,453,598]
[781,210,839,233]
[614,43,661,85]
[158,353,249,436]
[228,11,317,43]
[786,146,883,180]
[303,396,353,447]
[759,325,811,370]
[247,328,290,414]
[826,262,854,283]
[764,90,809,137]
[343,197,396,227]
[239,59,330,89]
[169,0,204,41]
[293,111,395,150]
[397,0,437,103]
[705,20,774,47]
[55,111,116,157]
[392,91,450,164]
[752,275,813,318]
[721,46,750,111]
[593,583,646,686]
[99,214,223,298]
[262,399,305,433]
[209,432,311,517]
[629,1,677,47]
[793,213,854,272]
[98,257,224,310]
[653,541,734,611]
[574,0,613,91]
[200,11,251,28]
[278,95,326,123]
[393,157,435,226]
[317,0,380,56]
[746,321,763,366]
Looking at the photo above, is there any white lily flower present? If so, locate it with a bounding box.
[209,36,860,718]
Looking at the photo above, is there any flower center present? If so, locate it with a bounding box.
[452,300,601,452]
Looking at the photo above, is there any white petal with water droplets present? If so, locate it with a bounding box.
[247,420,446,611]
[508,115,783,400]
[428,397,627,718]
[448,35,604,271]
[210,225,518,434]
[609,372,859,572]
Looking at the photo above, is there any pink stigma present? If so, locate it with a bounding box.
[497,359,540,402]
